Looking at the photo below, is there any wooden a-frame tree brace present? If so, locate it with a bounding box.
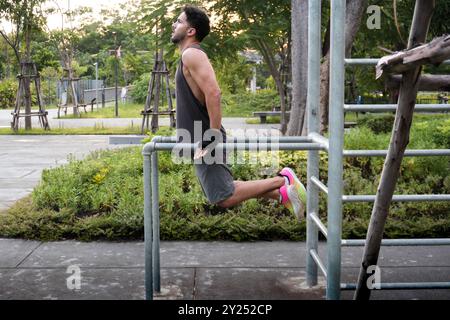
[11,62,50,131]
[354,0,450,300]
[141,47,176,134]
[58,68,82,118]
[57,49,82,118]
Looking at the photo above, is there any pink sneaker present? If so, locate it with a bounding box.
[279,167,306,219]
[279,184,305,220]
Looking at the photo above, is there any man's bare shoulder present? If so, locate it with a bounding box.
[182,47,209,67]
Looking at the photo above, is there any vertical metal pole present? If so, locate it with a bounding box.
[327,0,345,300]
[95,62,99,110]
[151,151,161,292]
[306,0,321,287]
[143,153,153,300]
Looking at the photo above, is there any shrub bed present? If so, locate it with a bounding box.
[0,116,449,241]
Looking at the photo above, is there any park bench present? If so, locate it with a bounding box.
[140,109,176,117]
[252,111,290,123]
[57,97,96,118]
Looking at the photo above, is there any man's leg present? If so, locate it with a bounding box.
[217,176,284,208]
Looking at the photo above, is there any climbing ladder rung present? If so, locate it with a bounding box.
[341,238,450,246]
[343,149,450,157]
[341,282,450,290]
[344,104,450,112]
[309,249,327,279]
[311,176,328,194]
[342,194,450,203]
[310,212,328,239]
[344,58,450,66]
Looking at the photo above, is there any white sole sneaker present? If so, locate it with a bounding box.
[286,184,305,220]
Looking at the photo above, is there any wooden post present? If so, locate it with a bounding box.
[354,0,435,300]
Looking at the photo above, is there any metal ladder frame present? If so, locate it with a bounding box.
[305,0,450,300]
[141,0,450,300]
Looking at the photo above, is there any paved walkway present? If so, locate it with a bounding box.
[0,239,449,300]
[0,135,126,210]
[0,107,281,131]
[1,108,449,300]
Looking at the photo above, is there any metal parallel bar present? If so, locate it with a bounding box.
[342,194,450,203]
[344,149,450,157]
[344,104,450,112]
[326,0,345,300]
[151,151,160,293]
[342,238,450,246]
[306,0,322,288]
[143,153,153,300]
[157,136,313,143]
[309,132,330,151]
[311,176,328,194]
[309,249,327,279]
[147,142,324,152]
[310,213,328,239]
[341,282,450,290]
[345,58,450,65]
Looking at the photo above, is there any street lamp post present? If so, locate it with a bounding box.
[113,32,119,117]
[93,62,99,110]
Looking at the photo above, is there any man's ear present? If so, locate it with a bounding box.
[188,27,197,37]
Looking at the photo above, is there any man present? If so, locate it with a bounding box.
[171,5,306,219]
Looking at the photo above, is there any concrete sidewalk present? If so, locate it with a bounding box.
[1,239,449,300]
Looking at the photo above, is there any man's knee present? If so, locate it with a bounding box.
[217,196,234,208]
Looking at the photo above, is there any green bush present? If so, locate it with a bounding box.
[0,79,18,109]
[0,118,449,241]
[222,89,279,117]
[130,73,151,104]
[358,114,395,134]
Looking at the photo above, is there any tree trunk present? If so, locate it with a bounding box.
[319,0,368,133]
[287,0,308,136]
[24,15,32,130]
[354,0,435,300]
[386,74,450,92]
[255,39,288,134]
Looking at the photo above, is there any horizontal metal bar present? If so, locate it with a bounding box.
[311,176,328,194]
[344,149,450,157]
[309,249,327,279]
[344,104,450,112]
[309,212,328,239]
[341,282,450,290]
[345,58,450,66]
[342,194,450,203]
[149,142,324,152]
[341,238,450,246]
[155,136,313,143]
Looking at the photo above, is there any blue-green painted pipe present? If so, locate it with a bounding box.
[143,150,153,300]
[341,282,450,290]
[151,151,160,293]
[306,0,322,288]
[327,0,345,300]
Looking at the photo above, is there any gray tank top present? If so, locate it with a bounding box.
[175,44,226,145]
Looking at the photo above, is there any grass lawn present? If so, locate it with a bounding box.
[0,126,144,135]
[57,103,146,119]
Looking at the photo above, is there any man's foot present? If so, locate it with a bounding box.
[279,167,306,219]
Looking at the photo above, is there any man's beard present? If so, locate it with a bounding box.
[171,33,185,44]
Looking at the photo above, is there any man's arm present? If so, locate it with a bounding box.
[182,48,222,130]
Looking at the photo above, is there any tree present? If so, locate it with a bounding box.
[0,0,46,129]
[286,0,308,136]
[211,0,292,133]
[318,0,368,133]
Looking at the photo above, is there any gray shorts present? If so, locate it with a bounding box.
[194,163,235,204]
